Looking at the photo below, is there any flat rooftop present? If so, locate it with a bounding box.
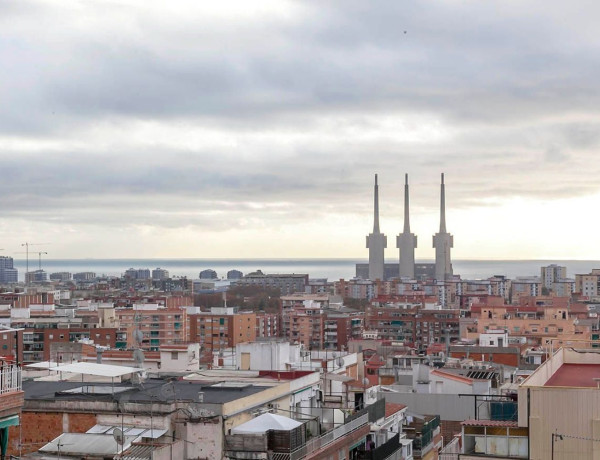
[544,363,600,388]
[23,378,268,404]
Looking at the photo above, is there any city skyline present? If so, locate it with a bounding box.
[2,1,600,259]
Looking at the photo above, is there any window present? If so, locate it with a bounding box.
[171,352,178,360]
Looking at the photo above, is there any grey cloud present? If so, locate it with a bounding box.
[2,0,600,241]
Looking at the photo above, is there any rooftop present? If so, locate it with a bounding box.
[544,363,600,388]
[23,378,268,404]
[385,403,407,418]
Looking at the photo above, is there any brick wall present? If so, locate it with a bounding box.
[9,411,97,456]
[0,391,24,419]
[441,420,463,446]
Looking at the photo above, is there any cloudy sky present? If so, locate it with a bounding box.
[1,0,599,260]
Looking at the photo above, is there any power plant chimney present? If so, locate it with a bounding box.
[397,174,417,278]
[432,173,453,284]
[366,174,387,281]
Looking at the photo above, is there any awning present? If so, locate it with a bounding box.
[26,361,61,369]
[0,415,19,429]
[47,362,143,377]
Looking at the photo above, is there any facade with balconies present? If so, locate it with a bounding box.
[0,358,23,458]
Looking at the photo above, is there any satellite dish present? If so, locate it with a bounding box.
[160,383,175,400]
[362,377,370,386]
[113,428,125,447]
[133,349,145,367]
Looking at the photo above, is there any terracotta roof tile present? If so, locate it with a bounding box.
[385,403,406,418]
[462,419,518,427]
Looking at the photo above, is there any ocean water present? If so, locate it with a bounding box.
[10,258,600,282]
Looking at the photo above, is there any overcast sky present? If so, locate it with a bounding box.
[1,0,599,260]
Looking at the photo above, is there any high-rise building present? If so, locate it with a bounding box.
[199,269,218,280]
[432,173,453,281]
[236,272,308,295]
[366,174,387,280]
[575,269,600,298]
[541,264,567,291]
[49,272,72,282]
[73,272,96,281]
[396,174,417,278]
[0,256,18,283]
[152,267,170,280]
[25,270,47,284]
[125,268,151,280]
[227,269,243,280]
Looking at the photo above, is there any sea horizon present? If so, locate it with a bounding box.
[8,258,600,283]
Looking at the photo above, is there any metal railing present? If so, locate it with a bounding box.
[0,365,21,394]
[289,413,369,460]
[439,435,460,460]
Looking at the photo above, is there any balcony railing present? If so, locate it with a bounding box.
[0,365,21,394]
[289,413,369,460]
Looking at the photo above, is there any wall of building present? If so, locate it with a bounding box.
[175,418,222,460]
[381,391,476,422]
[12,411,96,456]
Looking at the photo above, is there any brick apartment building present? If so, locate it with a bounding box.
[189,307,256,354]
[116,304,187,351]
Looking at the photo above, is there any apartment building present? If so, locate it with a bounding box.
[0,292,55,308]
[517,347,600,459]
[334,278,377,300]
[188,307,256,354]
[323,310,364,351]
[365,304,460,349]
[0,256,18,283]
[255,312,280,339]
[0,335,23,458]
[465,303,591,348]
[19,368,321,460]
[49,272,72,282]
[575,269,600,298]
[116,304,187,351]
[287,303,324,349]
[236,272,309,295]
[541,264,567,291]
[511,277,542,303]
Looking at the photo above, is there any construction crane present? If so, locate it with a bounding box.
[37,251,48,270]
[19,242,49,284]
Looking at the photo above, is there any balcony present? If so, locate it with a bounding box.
[291,413,369,459]
[0,365,21,395]
[357,433,412,460]
[462,421,528,458]
[404,415,440,458]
